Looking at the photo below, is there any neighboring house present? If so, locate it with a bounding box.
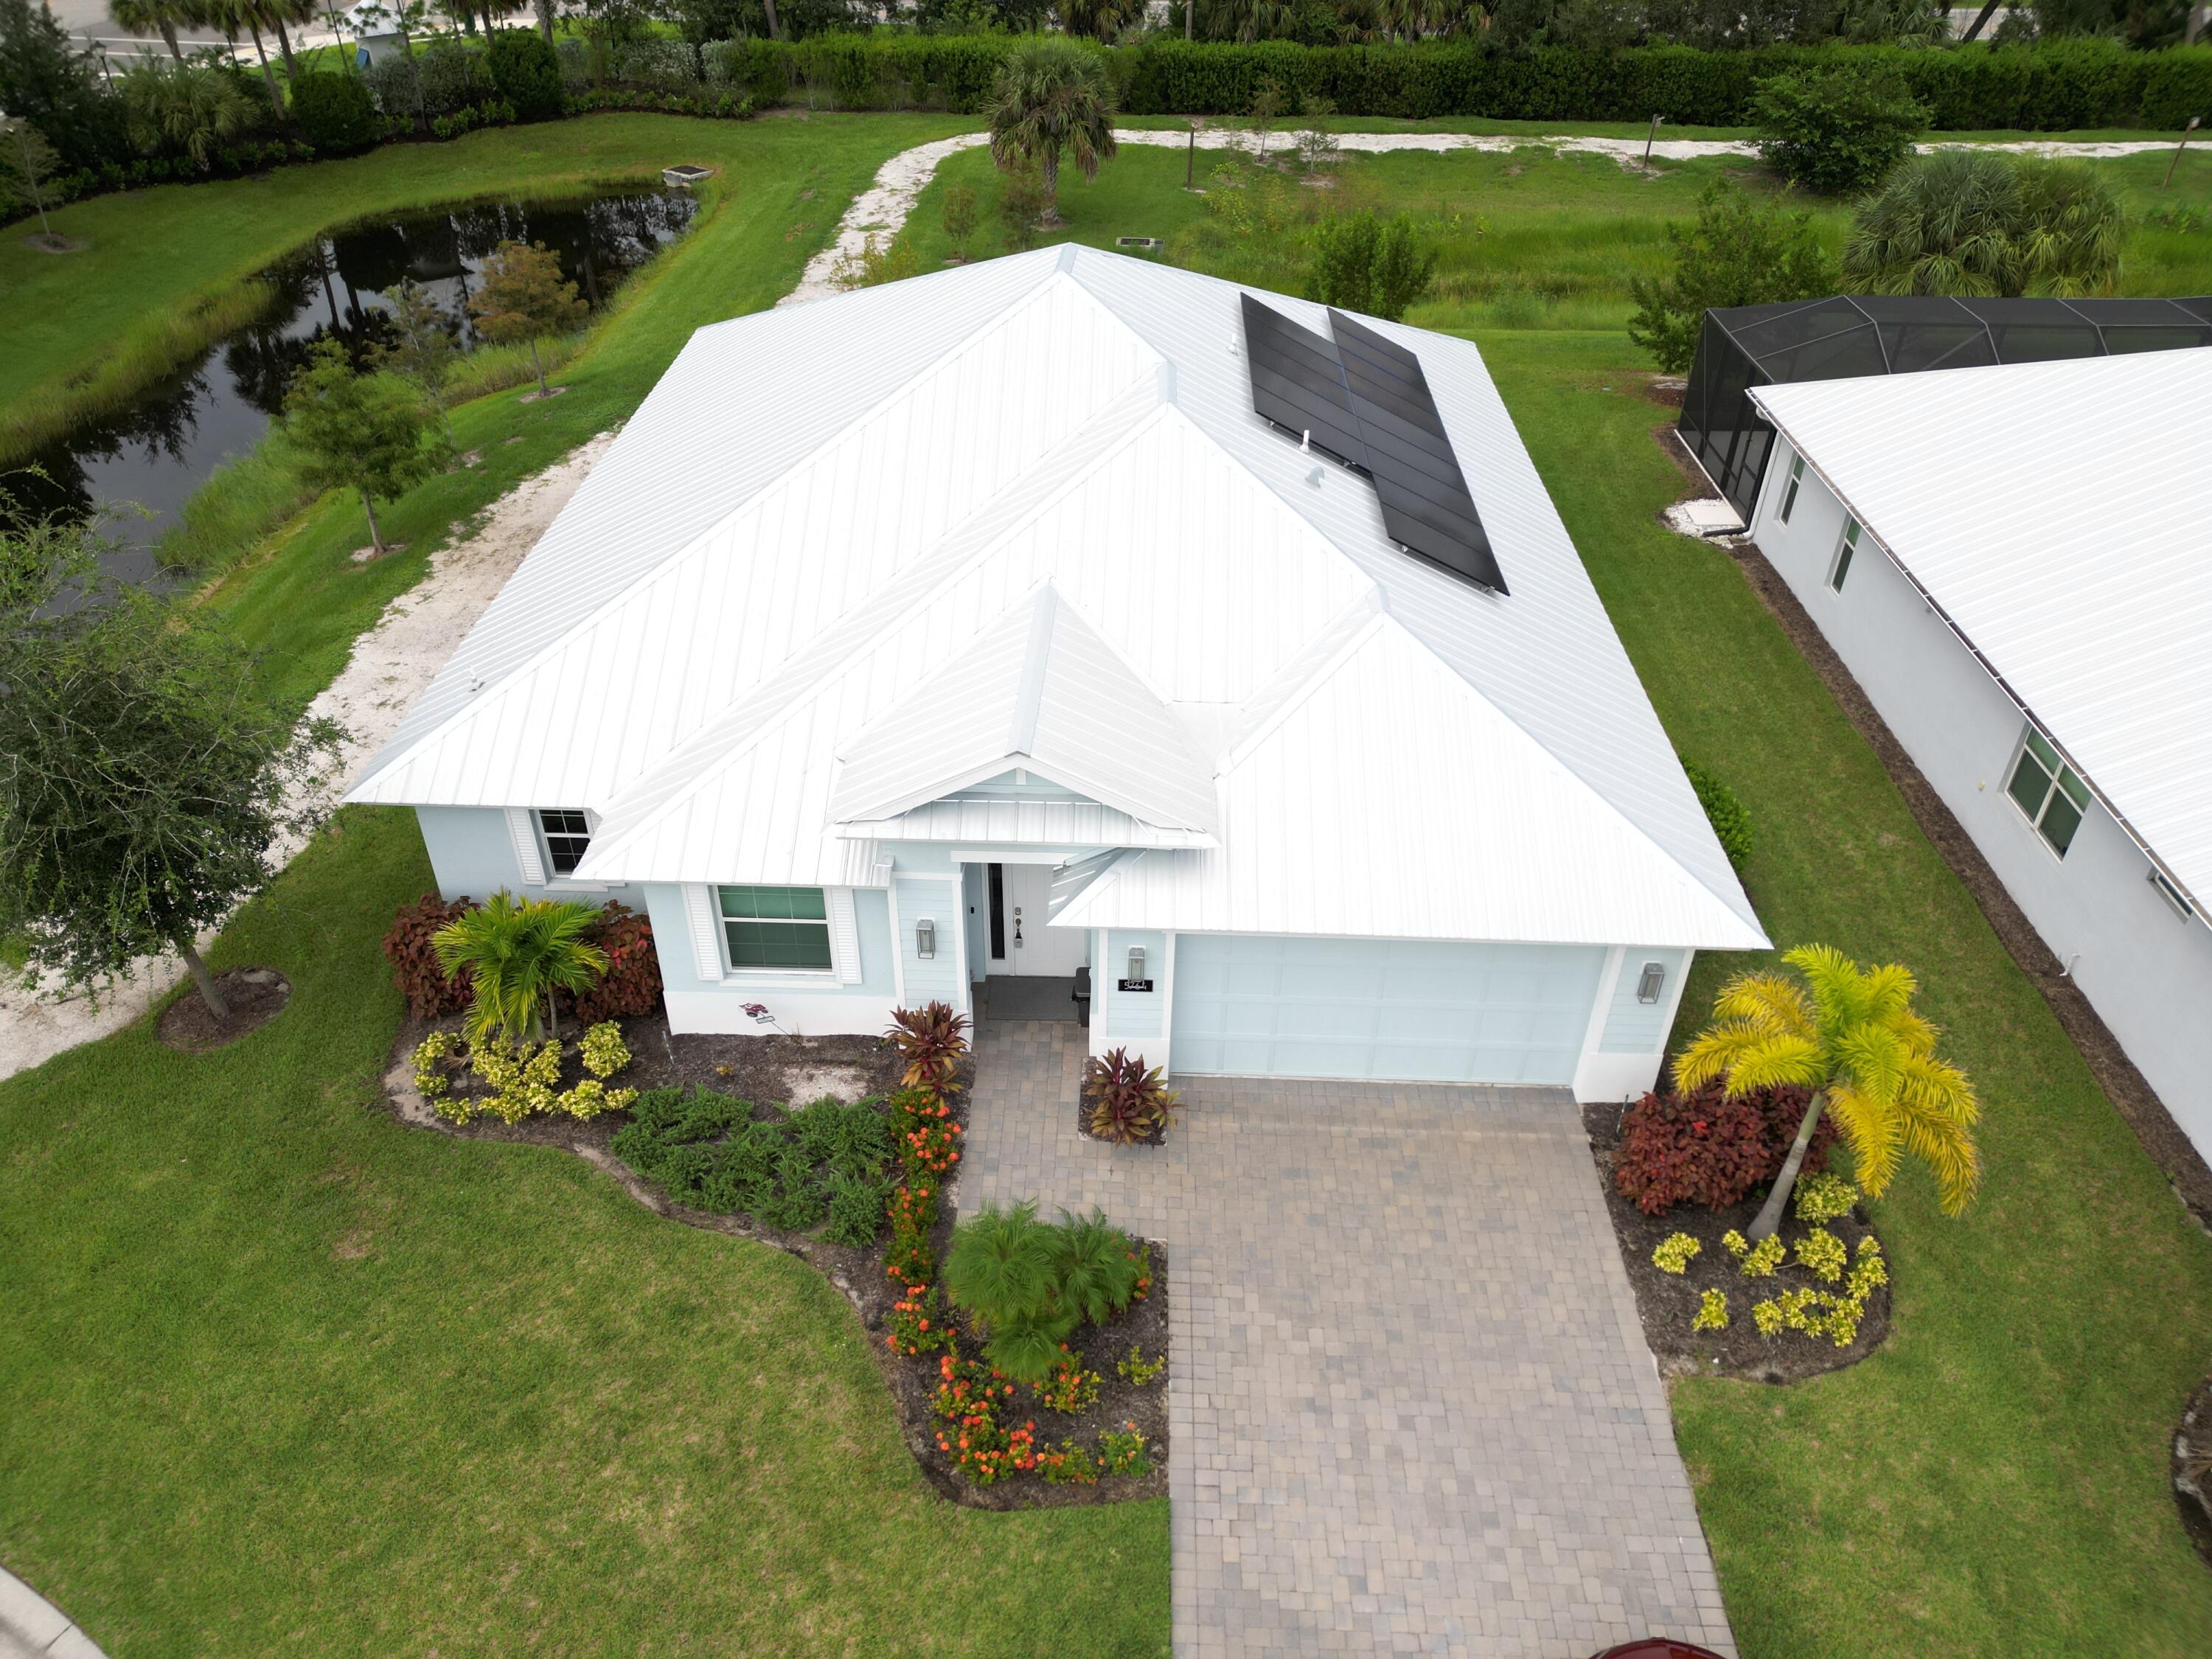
[348,246,1765,1096]
[345,1,410,65]
[1678,293,2212,524]
[1750,349,2212,1164]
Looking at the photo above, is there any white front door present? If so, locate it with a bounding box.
[989,863,1088,977]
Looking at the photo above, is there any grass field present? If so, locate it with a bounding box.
[0,808,1172,1657]
[7,124,2212,1658]
[2,111,965,712]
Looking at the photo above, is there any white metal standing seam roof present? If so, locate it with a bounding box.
[1752,349,2212,908]
[349,246,1766,951]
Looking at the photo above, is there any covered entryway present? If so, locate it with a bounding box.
[1171,933,1607,1084]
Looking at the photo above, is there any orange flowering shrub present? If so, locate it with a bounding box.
[1035,1349,1102,1415]
[888,1177,939,1285]
[893,1087,963,1179]
[931,1353,1038,1486]
[887,1281,952,1357]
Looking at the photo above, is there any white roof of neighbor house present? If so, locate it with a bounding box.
[351,246,1764,950]
[1753,349,2212,908]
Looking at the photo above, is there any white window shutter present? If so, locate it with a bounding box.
[684,885,723,982]
[505,807,546,886]
[828,887,861,985]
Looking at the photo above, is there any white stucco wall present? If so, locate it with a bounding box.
[1752,442,2212,1159]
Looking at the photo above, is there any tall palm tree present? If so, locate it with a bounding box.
[260,0,321,85]
[986,35,1118,229]
[432,892,608,1047]
[111,0,192,61]
[1674,945,1981,1242]
[189,0,287,119]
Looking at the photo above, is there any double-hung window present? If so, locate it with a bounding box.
[718,885,832,972]
[1829,518,1861,592]
[536,809,591,876]
[2005,726,2090,857]
[1778,453,1806,524]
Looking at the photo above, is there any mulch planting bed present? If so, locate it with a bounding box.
[157,967,291,1051]
[2177,1375,2212,1571]
[381,1008,1167,1508]
[1585,1104,1891,1385]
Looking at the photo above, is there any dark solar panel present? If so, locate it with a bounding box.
[1239,295,1506,595]
[1239,293,1368,468]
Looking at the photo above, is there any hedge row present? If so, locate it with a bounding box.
[745,36,2212,131]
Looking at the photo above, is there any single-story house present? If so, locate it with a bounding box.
[349,246,1766,1096]
[1749,348,2212,1162]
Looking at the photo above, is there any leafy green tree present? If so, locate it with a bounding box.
[120,58,257,169]
[282,339,445,553]
[432,891,608,1046]
[485,24,563,119]
[0,116,60,239]
[0,0,120,172]
[1305,210,1436,322]
[288,67,380,153]
[1627,177,1834,374]
[372,277,462,442]
[1675,944,1982,1242]
[1751,65,1927,195]
[1843,149,2123,298]
[986,35,1117,229]
[941,179,978,262]
[467,238,588,397]
[0,514,343,1021]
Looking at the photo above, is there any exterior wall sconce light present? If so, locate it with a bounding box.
[1127,945,1147,982]
[1635,961,1665,1004]
[916,918,936,960]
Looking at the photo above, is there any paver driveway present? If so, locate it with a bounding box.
[957,1020,1734,1659]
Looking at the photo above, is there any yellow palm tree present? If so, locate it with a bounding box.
[1675,944,1980,1242]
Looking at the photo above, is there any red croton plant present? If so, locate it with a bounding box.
[1082,1046,1182,1145]
[1611,1079,1837,1217]
[886,1001,971,1091]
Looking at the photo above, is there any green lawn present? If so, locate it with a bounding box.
[8,112,967,712]
[893,138,2212,337]
[1485,330,2212,1658]
[8,128,2212,1658]
[0,808,1170,1655]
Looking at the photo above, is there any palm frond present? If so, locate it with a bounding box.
[1824,1079,1903,1197]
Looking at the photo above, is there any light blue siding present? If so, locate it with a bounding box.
[1600,949,1683,1054]
[894,877,962,1007]
[643,883,896,999]
[961,769,1092,801]
[415,806,526,901]
[1102,928,1166,1046]
[1172,934,1606,1085]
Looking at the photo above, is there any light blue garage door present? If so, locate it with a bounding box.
[1171,933,1607,1084]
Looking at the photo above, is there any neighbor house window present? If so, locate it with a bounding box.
[2005,726,2090,857]
[718,885,832,972]
[2149,866,2194,919]
[536,809,591,875]
[1779,454,1806,524]
[1829,518,1860,592]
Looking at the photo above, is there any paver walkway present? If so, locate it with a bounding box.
[957,1018,1733,1659]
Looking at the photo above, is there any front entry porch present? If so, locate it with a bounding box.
[973,974,1084,1023]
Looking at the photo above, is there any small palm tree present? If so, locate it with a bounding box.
[1674,944,1980,1242]
[120,60,254,170]
[432,891,608,1048]
[1843,149,2122,299]
[987,36,1118,230]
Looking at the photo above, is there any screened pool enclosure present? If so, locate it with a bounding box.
[1679,294,2212,521]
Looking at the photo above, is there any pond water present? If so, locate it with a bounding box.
[12,188,698,586]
